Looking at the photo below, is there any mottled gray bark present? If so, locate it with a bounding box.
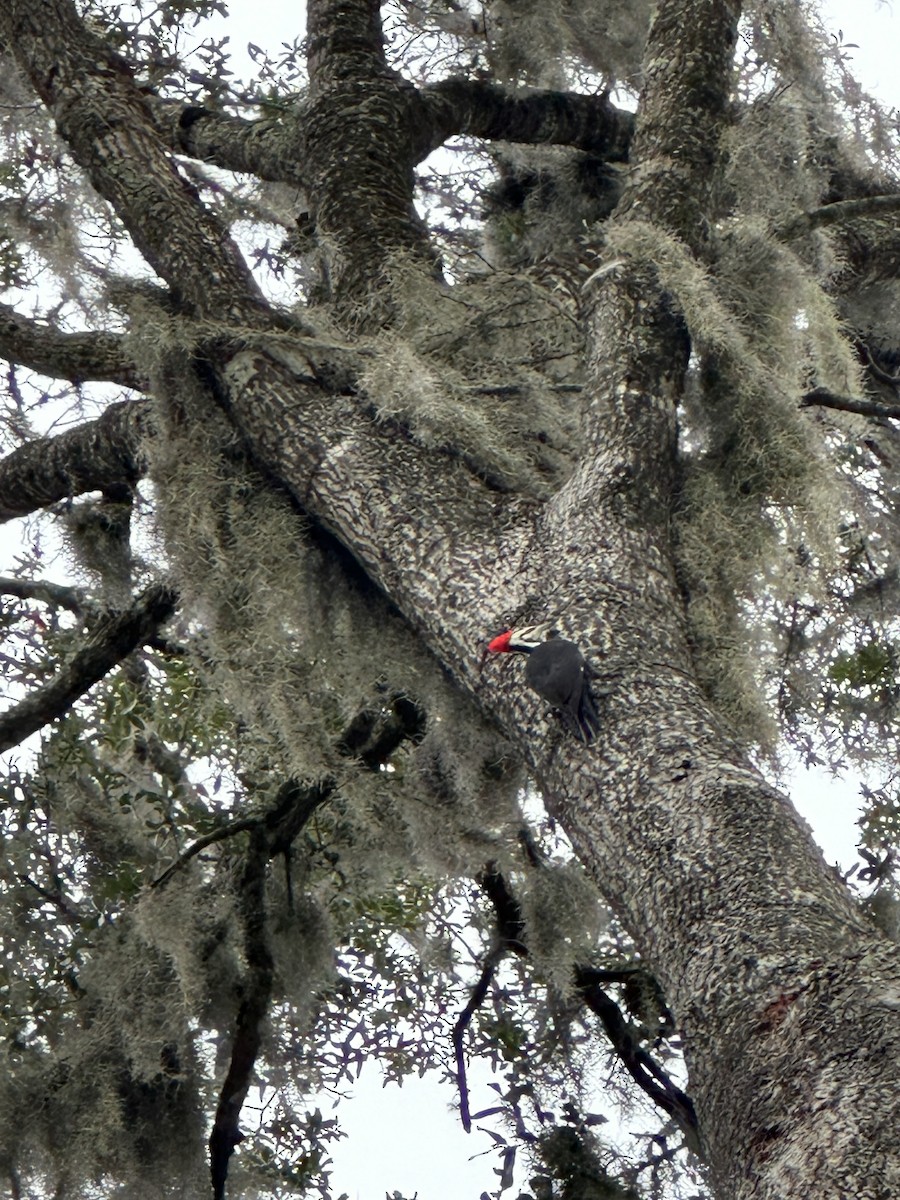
[148,100,309,187]
[0,398,152,521]
[416,79,635,160]
[0,302,143,387]
[303,0,437,308]
[152,77,634,180]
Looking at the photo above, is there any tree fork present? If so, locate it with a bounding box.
[303,0,440,311]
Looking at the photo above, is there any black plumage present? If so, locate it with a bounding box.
[488,623,600,744]
[524,633,599,744]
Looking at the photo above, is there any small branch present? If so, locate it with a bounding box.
[265,776,334,855]
[574,966,698,1148]
[453,946,505,1133]
[151,816,261,890]
[0,582,177,753]
[477,866,698,1145]
[0,301,145,388]
[154,695,426,890]
[800,387,900,422]
[778,194,900,240]
[7,1165,22,1200]
[19,873,83,922]
[469,384,583,397]
[0,398,154,522]
[477,863,527,954]
[342,691,427,771]
[0,576,91,615]
[209,824,274,1200]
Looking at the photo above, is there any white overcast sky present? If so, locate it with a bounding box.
[821,0,900,107]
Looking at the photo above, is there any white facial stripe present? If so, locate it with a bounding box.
[512,622,553,644]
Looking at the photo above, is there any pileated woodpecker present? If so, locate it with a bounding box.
[487,622,600,744]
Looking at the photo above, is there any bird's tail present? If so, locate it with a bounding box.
[557,687,600,744]
[576,686,600,744]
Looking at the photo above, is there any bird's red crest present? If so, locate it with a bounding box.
[487,629,513,654]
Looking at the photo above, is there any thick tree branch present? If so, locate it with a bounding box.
[0,582,177,753]
[0,302,144,388]
[615,0,739,243]
[778,194,900,241]
[417,79,635,162]
[148,100,307,187]
[304,0,438,307]
[0,0,270,324]
[800,387,900,422]
[219,348,513,657]
[0,330,507,634]
[151,82,635,185]
[0,398,153,522]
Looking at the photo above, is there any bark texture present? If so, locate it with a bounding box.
[0,303,143,387]
[0,399,152,521]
